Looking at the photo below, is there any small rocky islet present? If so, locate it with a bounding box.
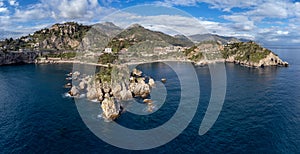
[66,67,158,121]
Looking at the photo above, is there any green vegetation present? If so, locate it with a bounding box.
[184,46,197,55]
[0,22,91,52]
[108,39,133,53]
[222,41,271,63]
[113,24,193,48]
[0,38,30,52]
[190,52,204,61]
[98,53,118,64]
[95,65,113,82]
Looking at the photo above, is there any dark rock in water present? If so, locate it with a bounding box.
[161,78,167,83]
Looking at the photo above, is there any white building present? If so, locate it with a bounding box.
[104,48,112,53]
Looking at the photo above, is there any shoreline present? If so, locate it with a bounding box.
[1,57,288,68]
[35,58,227,67]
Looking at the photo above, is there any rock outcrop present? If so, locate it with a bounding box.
[226,52,288,67]
[131,80,151,98]
[148,77,155,87]
[0,51,38,65]
[101,98,121,121]
[69,86,80,97]
[184,41,288,68]
[222,41,288,67]
[68,68,155,121]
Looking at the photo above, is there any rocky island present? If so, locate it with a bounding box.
[68,67,156,121]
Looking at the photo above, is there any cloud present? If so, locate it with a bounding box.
[10,0,110,22]
[222,15,255,31]
[8,0,18,6]
[48,0,93,19]
[276,30,289,35]
[14,4,48,21]
[157,0,261,11]
[245,1,288,19]
[0,7,8,13]
[0,0,116,38]
[101,9,256,40]
[1,0,300,46]
[102,11,209,36]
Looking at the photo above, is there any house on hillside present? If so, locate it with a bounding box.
[104,48,112,54]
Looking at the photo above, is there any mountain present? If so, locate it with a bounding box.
[106,24,194,53]
[25,22,91,51]
[189,33,244,44]
[0,22,91,52]
[0,22,288,67]
[92,22,122,37]
[79,22,122,51]
[0,22,193,53]
[116,24,193,46]
[174,34,194,44]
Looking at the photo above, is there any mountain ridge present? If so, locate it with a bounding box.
[0,22,288,67]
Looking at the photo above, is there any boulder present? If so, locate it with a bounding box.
[112,84,122,97]
[133,82,151,98]
[143,99,153,103]
[129,76,135,83]
[132,68,142,77]
[69,86,79,97]
[73,71,81,79]
[104,93,110,98]
[87,87,98,100]
[120,89,133,100]
[103,82,111,93]
[161,78,167,83]
[101,98,120,121]
[79,81,86,90]
[148,77,155,88]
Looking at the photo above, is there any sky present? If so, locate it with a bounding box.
[0,0,300,46]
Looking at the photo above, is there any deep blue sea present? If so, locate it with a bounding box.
[1,49,299,153]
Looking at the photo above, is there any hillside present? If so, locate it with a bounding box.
[183,40,288,67]
[189,33,243,44]
[79,22,122,51]
[0,22,91,52]
[0,22,288,67]
[222,41,288,67]
[107,24,194,53]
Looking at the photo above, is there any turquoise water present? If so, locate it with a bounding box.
[0,49,299,153]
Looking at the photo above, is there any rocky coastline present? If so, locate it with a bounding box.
[67,68,158,121]
[0,51,38,66]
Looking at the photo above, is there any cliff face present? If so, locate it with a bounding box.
[0,51,38,65]
[0,22,91,52]
[26,22,91,51]
[0,22,91,65]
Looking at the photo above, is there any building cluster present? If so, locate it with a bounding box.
[153,46,188,55]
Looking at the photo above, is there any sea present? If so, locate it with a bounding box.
[0,48,299,153]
